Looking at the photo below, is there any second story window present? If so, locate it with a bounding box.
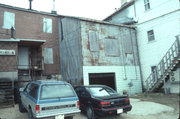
[147,30,155,42]
[43,18,52,33]
[144,0,150,11]
[3,11,15,29]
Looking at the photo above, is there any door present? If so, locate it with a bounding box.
[18,47,29,69]
[89,73,116,90]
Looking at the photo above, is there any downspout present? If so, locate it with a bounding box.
[134,27,145,92]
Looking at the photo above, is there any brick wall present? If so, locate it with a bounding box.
[0,6,60,75]
[0,42,18,71]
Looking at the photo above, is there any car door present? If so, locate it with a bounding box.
[78,88,91,110]
[21,83,31,109]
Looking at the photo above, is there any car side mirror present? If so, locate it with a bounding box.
[19,87,25,92]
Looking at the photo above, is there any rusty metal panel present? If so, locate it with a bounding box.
[89,31,99,52]
[80,21,138,66]
[105,39,120,57]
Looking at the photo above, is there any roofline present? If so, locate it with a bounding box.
[59,15,136,28]
[0,3,135,28]
[0,3,58,17]
[103,0,135,21]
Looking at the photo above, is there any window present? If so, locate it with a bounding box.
[89,31,99,51]
[105,39,120,57]
[29,84,39,99]
[3,12,15,29]
[87,86,117,97]
[43,18,52,33]
[144,0,150,11]
[147,30,155,42]
[44,48,53,64]
[40,84,75,99]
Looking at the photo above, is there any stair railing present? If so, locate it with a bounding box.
[145,37,180,92]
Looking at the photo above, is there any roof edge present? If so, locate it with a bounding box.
[103,0,135,21]
[0,3,58,17]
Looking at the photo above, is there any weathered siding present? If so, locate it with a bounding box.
[83,66,142,94]
[59,17,83,84]
[81,21,139,66]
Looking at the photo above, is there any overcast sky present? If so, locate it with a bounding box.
[0,0,121,20]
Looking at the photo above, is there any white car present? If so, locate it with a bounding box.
[19,80,80,119]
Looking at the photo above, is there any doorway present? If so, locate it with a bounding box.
[89,73,116,90]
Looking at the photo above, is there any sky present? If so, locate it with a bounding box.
[0,0,121,20]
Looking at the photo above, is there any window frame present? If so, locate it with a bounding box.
[43,18,52,33]
[3,11,15,29]
[147,30,155,42]
[144,0,150,11]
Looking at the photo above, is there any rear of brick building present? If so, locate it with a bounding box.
[0,4,61,82]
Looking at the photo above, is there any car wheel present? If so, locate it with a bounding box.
[18,101,26,113]
[28,108,36,119]
[86,106,96,119]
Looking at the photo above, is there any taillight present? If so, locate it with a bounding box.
[77,101,80,107]
[100,101,110,105]
[124,99,129,102]
[35,105,40,112]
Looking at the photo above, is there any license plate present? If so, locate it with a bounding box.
[117,109,123,114]
[55,115,64,119]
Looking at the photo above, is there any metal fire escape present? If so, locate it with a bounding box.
[145,37,180,92]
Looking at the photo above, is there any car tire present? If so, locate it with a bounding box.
[65,116,73,119]
[18,101,26,113]
[86,106,96,119]
[28,108,36,119]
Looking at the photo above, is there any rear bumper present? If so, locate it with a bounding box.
[35,110,80,118]
[94,105,132,116]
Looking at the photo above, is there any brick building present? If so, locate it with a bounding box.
[0,4,61,81]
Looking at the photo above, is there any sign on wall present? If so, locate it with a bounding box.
[0,49,16,55]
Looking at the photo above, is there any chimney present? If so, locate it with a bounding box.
[51,0,57,14]
[29,0,33,10]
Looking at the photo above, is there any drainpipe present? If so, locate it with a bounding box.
[11,27,15,39]
[134,28,145,92]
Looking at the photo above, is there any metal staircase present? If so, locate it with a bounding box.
[145,37,180,92]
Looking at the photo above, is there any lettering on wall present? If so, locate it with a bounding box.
[0,49,16,55]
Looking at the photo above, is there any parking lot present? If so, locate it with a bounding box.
[0,93,179,119]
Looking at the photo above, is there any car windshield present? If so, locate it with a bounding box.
[40,84,76,99]
[88,86,118,97]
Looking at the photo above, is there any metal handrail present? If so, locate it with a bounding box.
[145,38,180,92]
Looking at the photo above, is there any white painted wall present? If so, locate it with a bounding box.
[135,0,180,23]
[137,10,180,82]
[83,66,142,95]
[107,0,180,84]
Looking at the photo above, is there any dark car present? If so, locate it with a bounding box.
[74,85,132,119]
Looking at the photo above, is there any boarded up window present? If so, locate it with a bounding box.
[3,12,15,29]
[44,48,53,64]
[105,39,120,57]
[89,31,99,51]
[125,53,134,65]
[43,18,52,33]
